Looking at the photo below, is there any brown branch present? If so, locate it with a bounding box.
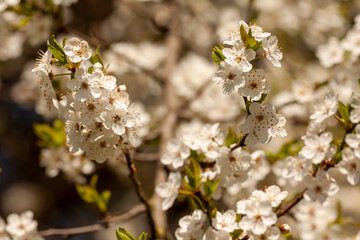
[133,152,160,162]
[276,189,306,218]
[230,134,248,152]
[124,151,157,239]
[38,204,145,237]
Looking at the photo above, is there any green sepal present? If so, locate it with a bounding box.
[184,158,201,191]
[137,233,148,240]
[48,35,67,65]
[338,100,351,126]
[116,228,136,240]
[202,178,220,199]
[212,44,226,64]
[33,120,66,147]
[75,175,111,213]
[89,45,104,66]
[225,127,241,148]
[230,229,243,240]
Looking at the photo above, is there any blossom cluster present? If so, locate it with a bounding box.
[174,186,287,240]
[32,37,145,164]
[0,211,42,240]
[212,20,286,146]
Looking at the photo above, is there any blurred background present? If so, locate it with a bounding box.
[2,0,360,239]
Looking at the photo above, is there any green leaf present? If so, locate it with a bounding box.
[230,229,243,240]
[62,37,67,48]
[101,190,112,206]
[33,120,66,147]
[48,35,67,65]
[76,175,111,213]
[257,94,267,104]
[184,158,201,191]
[89,45,103,66]
[212,44,226,64]
[202,178,220,199]
[137,233,148,240]
[338,101,350,126]
[116,228,136,240]
[239,25,248,43]
[225,127,240,147]
[190,150,206,163]
[90,174,99,189]
[75,184,97,203]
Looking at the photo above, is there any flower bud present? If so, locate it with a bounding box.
[279,224,291,234]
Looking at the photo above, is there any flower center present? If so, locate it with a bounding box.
[256,114,265,122]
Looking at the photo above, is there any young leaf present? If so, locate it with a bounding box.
[212,45,226,64]
[33,120,66,147]
[116,228,136,240]
[48,35,67,65]
[239,25,248,43]
[137,233,148,240]
[338,101,350,126]
[225,127,240,147]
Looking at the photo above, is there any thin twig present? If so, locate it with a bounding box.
[276,189,306,218]
[38,204,145,237]
[230,134,248,152]
[133,152,160,162]
[123,151,157,239]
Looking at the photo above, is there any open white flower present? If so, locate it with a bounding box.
[238,193,277,235]
[338,148,360,185]
[161,139,190,169]
[5,211,42,240]
[0,217,10,240]
[213,210,238,233]
[224,21,270,45]
[238,69,270,101]
[240,102,279,145]
[262,36,283,67]
[303,170,339,206]
[345,125,360,155]
[175,210,206,240]
[222,40,255,72]
[156,172,181,210]
[281,156,312,181]
[67,67,102,101]
[239,21,271,42]
[299,132,334,165]
[316,37,344,68]
[212,62,245,95]
[350,93,360,124]
[64,37,92,63]
[309,90,338,124]
[264,185,288,207]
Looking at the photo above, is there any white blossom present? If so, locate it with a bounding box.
[303,170,339,206]
[350,93,360,124]
[240,102,279,145]
[64,37,92,63]
[262,36,283,67]
[161,139,190,169]
[264,185,288,207]
[338,148,360,185]
[156,172,181,211]
[237,191,277,235]
[212,210,238,232]
[309,90,338,124]
[237,69,270,101]
[316,37,344,68]
[299,132,335,165]
[175,210,206,240]
[5,211,43,240]
[222,40,255,72]
[212,62,245,95]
